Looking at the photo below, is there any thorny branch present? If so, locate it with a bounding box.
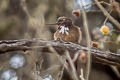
[0,39,120,66]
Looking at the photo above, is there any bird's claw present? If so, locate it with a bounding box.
[54,38,64,43]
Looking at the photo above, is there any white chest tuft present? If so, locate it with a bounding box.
[59,26,69,35]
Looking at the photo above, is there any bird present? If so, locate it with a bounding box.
[46,17,82,77]
[47,16,82,44]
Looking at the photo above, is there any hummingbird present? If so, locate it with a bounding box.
[47,16,82,44]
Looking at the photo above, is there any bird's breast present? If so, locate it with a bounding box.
[58,26,69,35]
[54,26,81,44]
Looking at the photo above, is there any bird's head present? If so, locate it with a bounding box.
[46,16,73,27]
[56,17,73,27]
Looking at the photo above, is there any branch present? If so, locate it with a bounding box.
[81,4,91,80]
[0,39,120,66]
[94,0,120,29]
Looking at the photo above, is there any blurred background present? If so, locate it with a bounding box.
[0,0,120,80]
[0,0,119,48]
[0,0,75,40]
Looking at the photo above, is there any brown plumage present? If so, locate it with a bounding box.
[47,16,82,44]
[54,26,82,44]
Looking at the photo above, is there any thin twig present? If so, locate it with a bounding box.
[48,45,68,70]
[103,10,113,25]
[82,11,91,80]
[73,51,80,63]
[94,0,120,29]
[20,0,31,18]
[65,50,79,80]
[80,1,91,80]
[80,68,85,80]
[48,45,77,80]
[84,1,110,8]
[57,62,65,80]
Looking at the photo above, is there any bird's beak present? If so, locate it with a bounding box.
[45,22,58,25]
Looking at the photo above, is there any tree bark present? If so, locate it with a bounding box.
[0,39,120,66]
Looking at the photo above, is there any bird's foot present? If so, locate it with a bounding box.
[54,38,64,43]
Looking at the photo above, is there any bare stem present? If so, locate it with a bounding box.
[103,10,113,25]
[82,10,91,80]
[65,50,79,80]
[79,0,92,79]
[94,0,120,29]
